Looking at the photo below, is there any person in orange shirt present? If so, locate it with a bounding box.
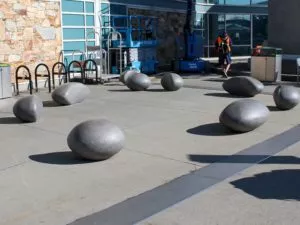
[220,31,232,78]
[215,34,224,67]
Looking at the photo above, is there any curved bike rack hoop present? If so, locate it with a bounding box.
[83,59,98,84]
[34,63,51,93]
[52,62,67,88]
[15,65,33,95]
[67,60,84,83]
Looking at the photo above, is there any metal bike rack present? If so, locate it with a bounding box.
[52,62,67,88]
[83,59,98,84]
[107,31,123,75]
[34,63,51,93]
[67,60,84,83]
[15,65,33,95]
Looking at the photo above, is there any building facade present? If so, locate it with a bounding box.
[268,0,299,55]
[0,0,269,80]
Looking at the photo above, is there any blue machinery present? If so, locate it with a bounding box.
[62,14,158,82]
[110,15,158,74]
[173,0,205,73]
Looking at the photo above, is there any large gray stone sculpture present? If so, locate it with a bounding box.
[219,99,269,133]
[126,73,151,91]
[67,119,125,161]
[120,70,138,84]
[161,72,184,91]
[13,95,43,122]
[223,76,264,97]
[52,83,90,106]
[273,85,300,110]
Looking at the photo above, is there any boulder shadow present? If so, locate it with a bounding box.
[43,100,61,107]
[186,123,238,136]
[205,92,245,98]
[108,89,132,92]
[203,78,227,82]
[147,88,166,92]
[29,151,96,165]
[0,117,22,124]
[267,105,280,112]
[231,169,300,200]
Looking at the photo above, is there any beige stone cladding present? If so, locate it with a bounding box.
[0,0,62,83]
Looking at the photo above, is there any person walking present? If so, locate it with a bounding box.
[220,31,232,78]
[214,34,223,67]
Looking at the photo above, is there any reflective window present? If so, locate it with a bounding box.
[251,0,268,5]
[206,0,225,3]
[253,15,268,47]
[225,0,250,5]
[226,14,251,45]
[208,14,225,45]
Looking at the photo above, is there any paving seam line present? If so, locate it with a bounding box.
[68,124,300,225]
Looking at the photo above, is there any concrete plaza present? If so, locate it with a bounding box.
[1,75,300,225]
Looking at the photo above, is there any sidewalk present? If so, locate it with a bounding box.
[0,80,300,225]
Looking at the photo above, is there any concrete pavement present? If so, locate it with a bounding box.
[0,77,300,225]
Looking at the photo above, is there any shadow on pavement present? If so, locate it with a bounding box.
[43,100,61,108]
[108,89,133,92]
[188,154,300,164]
[267,106,281,112]
[186,123,237,136]
[0,117,22,124]
[231,169,300,200]
[29,151,95,165]
[147,89,166,92]
[204,92,245,98]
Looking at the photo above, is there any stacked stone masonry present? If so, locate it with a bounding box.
[0,0,62,82]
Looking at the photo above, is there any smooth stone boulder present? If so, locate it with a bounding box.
[161,72,184,91]
[67,119,125,161]
[120,69,138,84]
[223,76,264,97]
[219,99,269,133]
[126,73,151,91]
[13,95,43,122]
[273,85,300,110]
[52,83,90,105]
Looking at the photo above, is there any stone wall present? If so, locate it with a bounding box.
[128,8,186,69]
[0,0,62,82]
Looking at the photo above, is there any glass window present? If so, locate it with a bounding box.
[85,2,94,13]
[226,14,250,45]
[225,0,250,5]
[86,16,94,26]
[101,3,110,14]
[62,0,84,13]
[231,46,251,56]
[63,28,85,40]
[86,28,95,39]
[208,14,225,45]
[251,0,268,5]
[207,0,225,4]
[252,15,268,47]
[110,4,127,15]
[63,15,85,26]
[194,13,207,29]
